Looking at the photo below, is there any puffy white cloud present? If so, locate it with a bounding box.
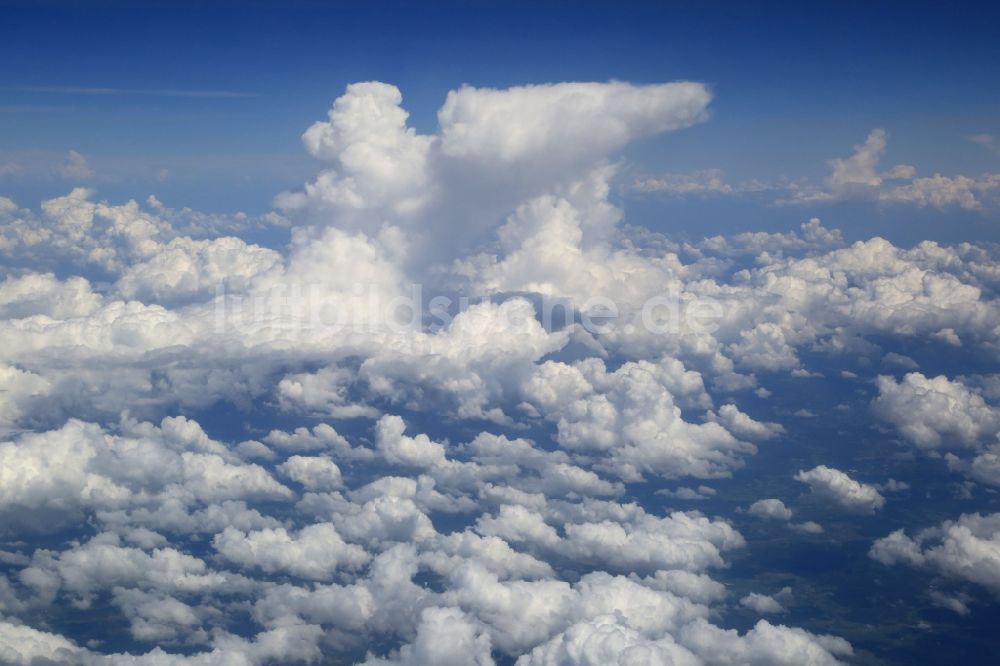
[0,621,81,665]
[678,618,852,665]
[111,587,208,644]
[695,218,844,259]
[708,404,784,441]
[951,445,1000,488]
[747,499,793,522]
[438,81,709,168]
[277,455,343,490]
[516,615,701,666]
[115,236,281,305]
[356,298,570,422]
[880,174,1000,210]
[872,373,1000,449]
[376,414,452,469]
[0,417,290,529]
[439,565,710,656]
[791,521,824,535]
[0,272,101,319]
[7,78,990,664]
[521,359,757,481]
[794,466,885,514]
[0,420,134,517]
[20,532,235,603]
[421,531,554,582]
[641,570,727,605]
[278,81,433,218]
[871,512,1000,595]
[213,523,369,580]
[740,587,792,614]
[364,606,494,666]
[770,128,999,210]
[558,510,743,575]
[263,422,365,457]
[826,129,889,189]
[0,363,52,430]
[279,80,710,266]
[323,494,438,548]
[476,501,744,576]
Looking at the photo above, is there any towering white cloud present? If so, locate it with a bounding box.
[278,80,711,264]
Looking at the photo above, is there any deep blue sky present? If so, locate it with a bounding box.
[2,0,999,243]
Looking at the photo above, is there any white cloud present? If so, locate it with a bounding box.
[879,174,999,210]
[872,373,1000,449]
[58,149,93,180]
[747,499,793,521]
[658,485,717,501]
[437,81,710,168]
[114,236,281,305]
[7,77,999,662]
[770,129,1000,210]
[278,80,710,266]
[0,621,81,665]
[364,606,494,666]
[871,512,1000,596]
[279,81,433,218]
[794,466,885,514]
[633,169,734,195]
[213,523,369,580]
[740,588,792,614]
[0,417,291,528]
[516,615,701,666]
[678,618,852,665]
[826,129,889,188]
[277,455,343,490]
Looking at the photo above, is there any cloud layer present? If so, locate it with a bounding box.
[0,78,997,664]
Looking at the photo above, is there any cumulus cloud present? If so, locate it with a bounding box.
[213,523,369,580]
[364,606,494,666]
[3,77,997,662]
[277,455,344,490]
[635,127,1000,211]
[0,621,81,665]
[0,417,291,530]
[740,588,792,614]
[872,373,1000,449]
[516,615,701,666]
[278,80,711,265]
[794,466,885,514]
[768,129,1000,210]
[826,129,892,189]
[871,513,1000,596]
[747,499,793,521]
[114,236,281,304]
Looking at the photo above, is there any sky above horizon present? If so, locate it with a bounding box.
[2,0,1000,245]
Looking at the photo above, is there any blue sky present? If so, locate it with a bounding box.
[2,0,999,244]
